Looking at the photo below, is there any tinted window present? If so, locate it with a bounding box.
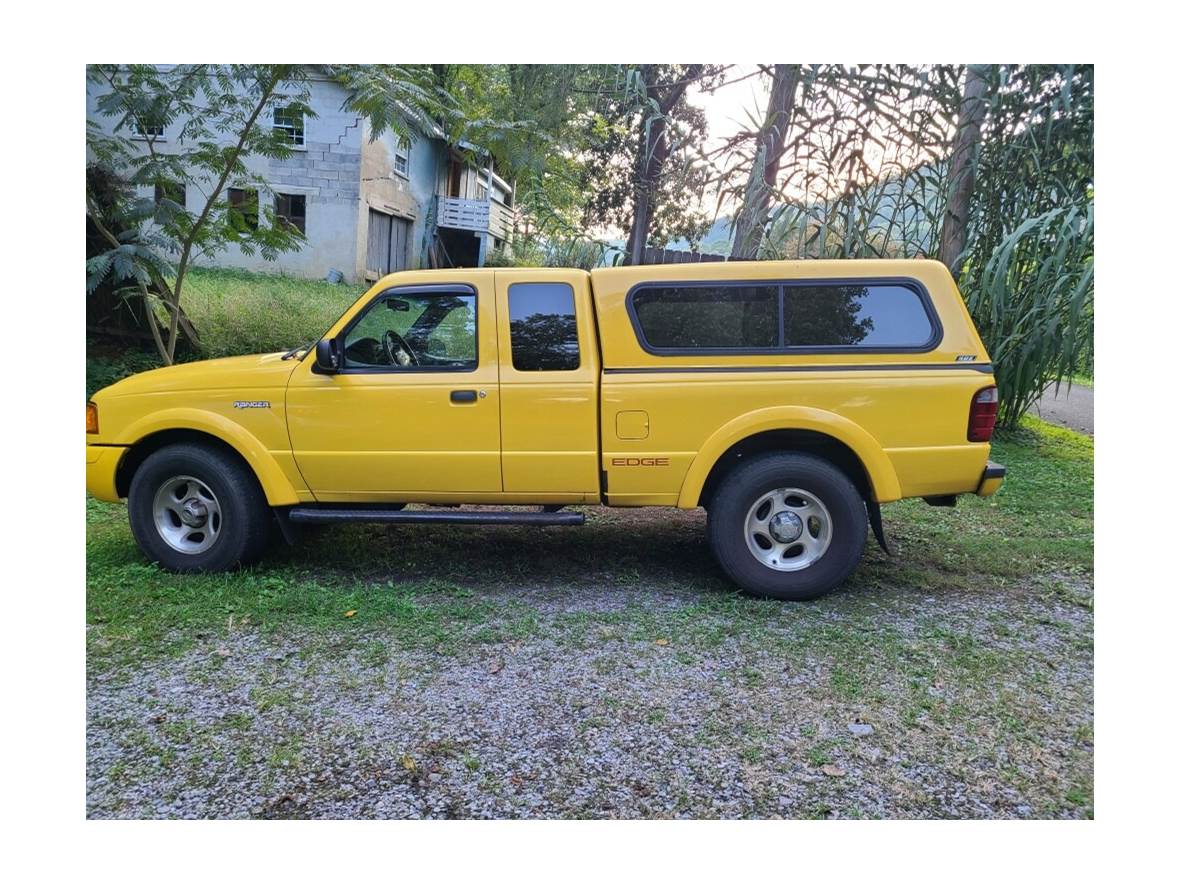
[784,284,933,348]
[631,285,779,350]
[508,283,579,371]
[342,291,476,370]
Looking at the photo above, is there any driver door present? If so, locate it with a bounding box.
[285,280,502,500]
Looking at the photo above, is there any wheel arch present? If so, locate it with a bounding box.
[114,410,301,506]
[678,407,901,509]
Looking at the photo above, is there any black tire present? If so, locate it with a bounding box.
[706,453,867,601]
[127,442,272,573]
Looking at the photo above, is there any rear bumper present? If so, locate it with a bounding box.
[86,445,127,502]
[975,460,1006,498]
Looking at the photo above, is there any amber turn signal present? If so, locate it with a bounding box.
[86,402,99,434]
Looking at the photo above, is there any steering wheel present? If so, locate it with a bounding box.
[382,329,418,367]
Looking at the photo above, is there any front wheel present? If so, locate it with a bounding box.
[128,443,271,572]
[706,453,867,601]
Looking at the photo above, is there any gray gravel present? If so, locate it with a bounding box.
[87,580,1093,819]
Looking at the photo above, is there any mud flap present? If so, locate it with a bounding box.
[866,500,894,556]
[272,506,299,546]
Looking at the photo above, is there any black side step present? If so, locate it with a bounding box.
[287,507,584,527]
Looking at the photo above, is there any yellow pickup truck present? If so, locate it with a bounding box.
[86,259,1004,601]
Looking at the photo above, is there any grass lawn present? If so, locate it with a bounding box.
[179,267,364,359]
[86,416,1093,819]
[88,268,365,398]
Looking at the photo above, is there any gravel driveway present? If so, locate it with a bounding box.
[87,573,1093,819]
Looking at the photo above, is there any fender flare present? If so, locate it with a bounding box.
[676,406,902,507]
[119,408,301,506]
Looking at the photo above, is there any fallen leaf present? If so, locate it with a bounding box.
[401,754,417,773]
[489,658,504,674]
[654,639,669,646]
[821,764,847,778]
[343,610,357,618]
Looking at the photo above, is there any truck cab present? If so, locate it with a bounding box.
[86,259,1004,600]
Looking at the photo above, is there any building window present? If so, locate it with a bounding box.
[394,137,410,178]
[508,283,580,372]
[273,106,305,146]
[154,180,186,209]
[132,115,165,139]
[275,193,307,235]
[226,187,259,232]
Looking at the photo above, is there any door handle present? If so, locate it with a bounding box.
[450,389,478,403]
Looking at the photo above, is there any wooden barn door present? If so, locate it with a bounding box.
[366,209,411,276]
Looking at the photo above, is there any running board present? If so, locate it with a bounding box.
[286,507,584,527]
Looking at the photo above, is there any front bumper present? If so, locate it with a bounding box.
[975,460,1006,498]
[86,445,127,502]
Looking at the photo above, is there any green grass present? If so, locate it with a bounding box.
[87,268,364,399]
[179,267,363,359]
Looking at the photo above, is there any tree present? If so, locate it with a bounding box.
[937,65,992,279]
[732,65,962,261]
[577,65,721,261]
[621,65,705,264]
[87,64,313,364]
[419,64,607,238]
[957,65,1094,425]
[729,65,802,260]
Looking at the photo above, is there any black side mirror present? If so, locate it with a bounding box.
[386,298,411,312]
[314,338,339,374]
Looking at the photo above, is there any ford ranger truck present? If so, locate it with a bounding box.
[86,259,1005,601]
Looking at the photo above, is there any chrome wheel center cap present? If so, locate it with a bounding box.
[768,510,804,544]
[179,498,208,528]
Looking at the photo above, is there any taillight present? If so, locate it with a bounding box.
[86,402,99,434]
[968,386,998,442]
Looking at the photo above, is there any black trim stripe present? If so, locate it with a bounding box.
[602,362,994,375]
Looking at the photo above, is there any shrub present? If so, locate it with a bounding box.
[963,203,1094,427]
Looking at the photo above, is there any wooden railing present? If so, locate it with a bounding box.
[437,196,514,241]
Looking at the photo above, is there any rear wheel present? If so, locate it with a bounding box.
[706,453,867,601]
[128,443,271,572]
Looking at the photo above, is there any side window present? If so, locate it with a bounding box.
[342,291,477,371]
[508,283,579,371]
[628,280,937,353]
[275,193,307,235]
[630,284,779,350]
[784,284,934,348]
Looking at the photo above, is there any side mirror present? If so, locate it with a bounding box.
[314,337,339,374]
